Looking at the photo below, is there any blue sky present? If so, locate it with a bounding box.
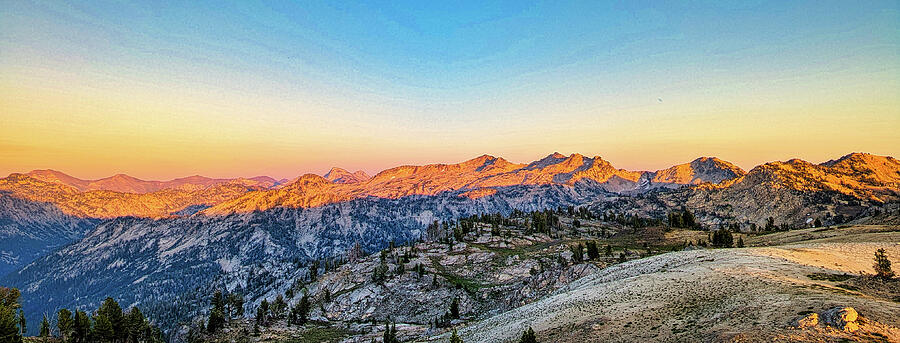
[1,0,898,179]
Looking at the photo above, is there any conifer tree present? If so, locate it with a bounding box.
[17,309,25,336]
[874,248,895,279]
[57,309,74,341]
[736,236,745,248]
[711,228,733,248]
[449,297,460,319]
[0,303,21,343]
[73,310,91,343]
[39,314,50,337]
[97,297,123,339]
[586,241,599,260]
[382,321,399,343]
[765,217,776,231]
[227,293,244,317]
[450,328,463,343]
[682,209,696,228]
[207,290,226,333]
[519,326,537,343]
[94,314,115,342]
[570,244,584,263]
[309,260,320,281]
[289,293,310,326]
[271,295,288,320]
[256,300,269,327]
[125,307,146,341]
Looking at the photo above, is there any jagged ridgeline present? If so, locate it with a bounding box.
[2,183,606,335]
[0,152,898,336]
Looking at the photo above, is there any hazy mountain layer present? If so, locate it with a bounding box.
[0,174,271,218]
[26,169,280,193]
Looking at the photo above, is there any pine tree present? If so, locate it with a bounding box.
[17,309,25,336]
[874,248,895,279]
[682,210,696,228]
[289,293,310,326]
[228,293,244,317]
[73,310,91,343]
[257,300,270,327]
[94,314,115,342]
[711,228,733,248]
[382,321,399,343]
[271,295,288,320]
[736,236,745,248]
[586,241,599,260]
[416,263,426,278]
[97,297,123,340]
[0,303,21,343]
[570,244,584,263]
[450,328,464,343]
[309,260,320,281]
[125,307,146,342]
[519,326,537,343]
[449,297,460,319]
[57,309,74,341]
[207,290,226,333]
[765,217,776,231]
[39,314,50,337]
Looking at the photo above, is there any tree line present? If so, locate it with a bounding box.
[1,287,163,343]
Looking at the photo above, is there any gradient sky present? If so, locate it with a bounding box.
[1,1,898,180]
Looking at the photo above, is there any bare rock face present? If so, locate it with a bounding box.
[821,307,859,332]
[794,313,819,329]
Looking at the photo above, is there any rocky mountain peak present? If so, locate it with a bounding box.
[526,152,573,170]
[648,157,745,187]
[324,167,371,184]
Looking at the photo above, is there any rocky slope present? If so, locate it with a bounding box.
[1,184,613,335]
[678,153,900,227]
[181,211,713,343]
[0,195,96,276]
[0,174,273,278]
[443,227,900,343]
[576,153,900,230]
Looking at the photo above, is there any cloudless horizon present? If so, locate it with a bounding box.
[2,0,898,180]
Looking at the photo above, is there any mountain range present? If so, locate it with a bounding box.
[25,169,285,193]
[0,152,898,336]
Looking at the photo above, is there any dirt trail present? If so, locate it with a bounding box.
[438,229,900,343]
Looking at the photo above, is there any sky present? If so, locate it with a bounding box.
[1,0,898,180]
